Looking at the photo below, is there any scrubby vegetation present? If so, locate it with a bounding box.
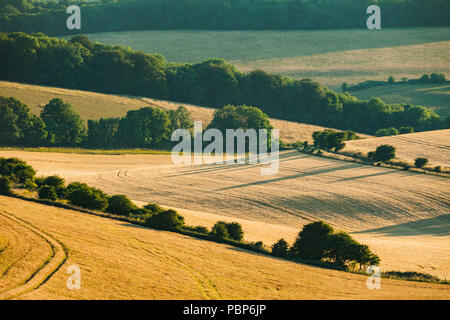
[0,32,446,138]
[414,157,429,168]
[345,73,448,92]
[1,0,449,35]
[369,145,396,163]
[272,221,380,270]
[312,129,360,151]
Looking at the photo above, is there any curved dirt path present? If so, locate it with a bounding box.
[0,211,67,300]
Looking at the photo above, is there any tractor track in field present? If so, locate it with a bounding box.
[0,211,68,300]
[129,236,222,300]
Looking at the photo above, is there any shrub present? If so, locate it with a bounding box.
[144,209,185,230]
[226,222,244,241]
[107,194,137,216]
[375,127,398,137]
[434,166,442,173]
[38,186,58,201]
[35,177,45,188]
[272,238,289,258]
[143,203,164,214]
[374,145,396,162]
[42,175,65,189]
[399,126,414,134]
[24,180,38,191]
[193,226,209,234]
[66,182,108,211]
[0,158,35,184]
[414,157,428,168]
[0,176,12,195]
[211,221,230,239]
[250,241,265,251]
[290,221,334,260]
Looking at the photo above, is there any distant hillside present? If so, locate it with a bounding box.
[351,83,450,118]
[0,81,366,143]
[344,129,450,167]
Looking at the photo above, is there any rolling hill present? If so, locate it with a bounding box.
[344,129,450,168]
[0,196,448,299]
[1,149,448,280]
[0,81,371,143]
[84,28,450,90]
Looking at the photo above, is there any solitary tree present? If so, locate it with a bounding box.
[374,145,396,162]
[414,157,428,168]
[40,98,86,146]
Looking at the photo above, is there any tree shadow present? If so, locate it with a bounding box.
[216,162,362,191]
[353,215,450,237]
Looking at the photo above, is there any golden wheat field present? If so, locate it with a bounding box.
[0,81,371,143]
[344,129,450,168]
[0,148,448,282]
[0,196,448,299]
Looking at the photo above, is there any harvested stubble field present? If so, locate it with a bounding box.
[0,81,357,143]
[344,129,450,168]
[0,196,448,299]
[85,28,450,89]
[0,148,448,282]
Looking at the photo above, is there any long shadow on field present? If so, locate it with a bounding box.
[163,151,310,178]
[216,162,362,191]
[331,170,399,183]
[353,214,450,237]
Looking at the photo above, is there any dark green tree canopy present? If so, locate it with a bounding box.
[40,98,86,146]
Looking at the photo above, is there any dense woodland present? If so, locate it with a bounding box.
[0,0,449,35]
[1,32,446,137]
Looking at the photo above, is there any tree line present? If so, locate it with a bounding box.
[1,0,449,35]
[0,32,447,135]
[0,95,274,149]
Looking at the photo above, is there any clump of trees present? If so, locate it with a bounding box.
[0,95,195,149]
[312,129,359,151]
[211,221,244,241]
[368,145,396,163]
[375,126,414,137]
[346,73,448,92]
[0,32,447,137]
[272,221,380,270]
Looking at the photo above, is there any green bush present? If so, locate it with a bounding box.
[414,157,428,168]
[375,127,398,137]
[374,145,396,162]
[0,176,12,195]
[399,126,414,134]
[144,209,185,230]
[38,185,58,201]
[290,221,334,260]
[107,194,137,216]
[226,222,244,241]
[211,221,230,239]
[143,203,165,214]
[272,238,289,258]
[66,182,108,211]
[0,158,35,184]
[42,175,65,189]
[434,166,442,173]
[193,226,209,234]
